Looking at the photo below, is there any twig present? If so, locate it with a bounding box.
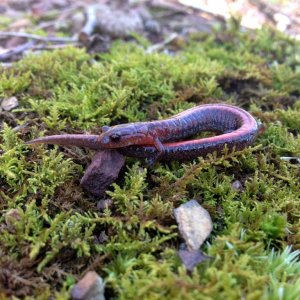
[146,32,179,53]
[31,43,81,51]
[0,31,76,43]
[0,40,36,62]
[280,157,300,164]
[11,273,39,288]
[0,62,13,68]
[79,4,99,43]
[148,0,191,14]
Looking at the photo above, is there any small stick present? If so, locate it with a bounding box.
[0,62,13,68]
[31,43,81,51]
[79,5,99,42]
[0,40,35,62]
[0,31,76,43]
[146,33,179,53]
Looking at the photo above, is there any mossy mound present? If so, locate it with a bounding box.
[1,22,300,299]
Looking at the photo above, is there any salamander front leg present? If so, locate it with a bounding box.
[152,137,165,163]
[153,137,164,152]
[145,136,166,167]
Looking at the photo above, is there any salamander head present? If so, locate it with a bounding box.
[98,124,151,149]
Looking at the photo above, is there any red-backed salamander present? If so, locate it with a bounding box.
[26,104,260,163]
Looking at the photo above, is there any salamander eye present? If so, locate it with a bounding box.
[110,134,121,142]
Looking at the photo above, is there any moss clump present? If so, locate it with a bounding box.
[1,22,300,299]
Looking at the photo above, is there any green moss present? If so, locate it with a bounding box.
[1,21,300,299]
[0,16,13,30]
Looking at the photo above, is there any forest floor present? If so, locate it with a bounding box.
[0,0,300,299]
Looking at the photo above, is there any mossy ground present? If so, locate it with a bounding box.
[1,21,300,299]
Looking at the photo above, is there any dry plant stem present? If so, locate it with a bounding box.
[0,40,36,61]
[31,43,81,51]
[148,0,192,14]
[0,62,13,68]
[0,31,76,43]
[80,5,98,39]
[149,0,224,21]
[146,33,179,53]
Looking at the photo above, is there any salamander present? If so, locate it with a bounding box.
[26,104,260,163]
